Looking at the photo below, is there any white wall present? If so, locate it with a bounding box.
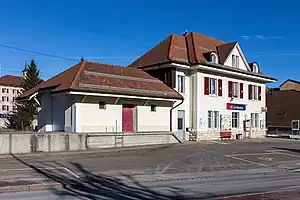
[75,96,174,133]
[195,68,266,139]
[171,70,190,140]
[75,96,122,132]
[224,45,249,71]
[38,93,53,132]
[136,104,170,131]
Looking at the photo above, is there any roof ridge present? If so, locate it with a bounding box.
[70,61,85,89]
[189,32,226,44]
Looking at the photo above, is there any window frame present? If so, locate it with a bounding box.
[210,53,218,64]
[232,55,236,67]
[177,75,185,93]
[232,112,239,128]
[208,110,219,129]
[252,85,258,100]
[209,78,217,96]
[251,113,260,128]
[232,82,240,98]
[236,55,239,68]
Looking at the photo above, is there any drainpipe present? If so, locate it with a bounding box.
[170,99,184,133]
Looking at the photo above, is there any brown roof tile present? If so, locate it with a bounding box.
[267,90,300,127]
[217,42,237,64]
[0,75,23,87]
[18,61,182,100]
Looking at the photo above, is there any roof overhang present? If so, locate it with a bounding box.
[169,62,276,83]
[68,91,181,102]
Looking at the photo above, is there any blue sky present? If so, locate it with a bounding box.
[0,0,298,86]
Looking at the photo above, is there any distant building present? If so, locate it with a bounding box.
[0,75,23,115]
[267,79,300,138]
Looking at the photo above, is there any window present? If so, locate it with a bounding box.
[210,53,218,64]
[2,88,6,93]
[252,85,258,100]
[252,63,258,73]
[209,78,217,95]
[232,112,239,128]
[2,96,5,102]
[178,118,183,129]
[2,105,6,111]
[151,105,156,112]
[12,97,15,102]
[178,75,185,93]
[251,113,259,128]
[99,101,106,109]
[208,110,219,129]
[232,82,239,98]
[6,97,9,102]
[232,55,239,68]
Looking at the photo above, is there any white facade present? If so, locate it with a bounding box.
[151,44,275,141]
[37,92,176,134]
[0,85,21,114]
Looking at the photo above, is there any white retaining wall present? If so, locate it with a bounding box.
[0,132,179,154]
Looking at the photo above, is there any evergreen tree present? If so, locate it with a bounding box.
[6,59,42,130]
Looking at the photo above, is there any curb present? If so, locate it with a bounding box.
[0,182,64,193]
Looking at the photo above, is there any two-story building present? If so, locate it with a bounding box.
[129,32,277,140]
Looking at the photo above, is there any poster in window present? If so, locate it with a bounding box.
[292,120,299,130]
[220,114,231,131]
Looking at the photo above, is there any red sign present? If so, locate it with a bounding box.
[261,107,267,112]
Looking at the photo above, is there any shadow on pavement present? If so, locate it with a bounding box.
[273,147,300,154]
[10,153,214,200]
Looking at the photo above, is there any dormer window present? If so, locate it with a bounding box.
[210,52,218,64]
[252,63,259,73]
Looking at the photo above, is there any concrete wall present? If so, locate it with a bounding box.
[0,132,179,154]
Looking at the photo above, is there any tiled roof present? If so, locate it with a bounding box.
[0,75,23,87]
[17,61,183,100]
[267,89,300,127]
[128,32,226,67]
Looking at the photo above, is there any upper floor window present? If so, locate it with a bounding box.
[252,63,259,73]
[2,88,8,93]
[249,85,261,100]
[232,55,239,68]
[209,78,217,95]
[232,82,240,98]
[177,75,185,93]
[210,53,218,64]
[2,105,8,111]
[228,81,243,99]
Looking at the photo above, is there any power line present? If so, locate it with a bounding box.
[0,43,79,62]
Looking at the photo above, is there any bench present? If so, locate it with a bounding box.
[220,132,232,140]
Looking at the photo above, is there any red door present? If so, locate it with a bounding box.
[122,105,134,132]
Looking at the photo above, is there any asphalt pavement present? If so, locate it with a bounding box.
[1,138,300,199]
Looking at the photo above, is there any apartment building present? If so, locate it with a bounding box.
[129,32,277,140]
[0,75,23,115]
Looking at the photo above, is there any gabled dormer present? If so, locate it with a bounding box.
[217,42,251,71]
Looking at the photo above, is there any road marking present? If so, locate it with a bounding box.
[225,155,268,167]
[208,140,229,145]
[227,152,274,156]
[258,156,273,161]
[1,167,80,178]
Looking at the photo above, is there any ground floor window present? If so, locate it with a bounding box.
[208,110,219,129]
[251,113,259,128]
[232,112,239,128]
